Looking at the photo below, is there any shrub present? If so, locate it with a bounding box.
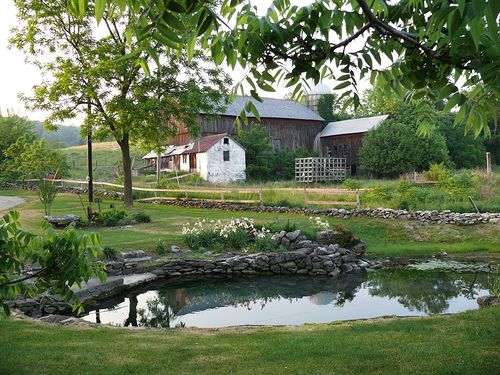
[38,181,58,216]
[342,179,361,190]
[264,219,297,233]
[132,211,151,223]
[96,209,128,227]
[359,103,450,177]
[248,236,282,253]
[333,223,360,248]
[224,228,251,250]
[102,246,118,259]
[155,239,167,255]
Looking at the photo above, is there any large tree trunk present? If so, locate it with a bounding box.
[118,133,134,207]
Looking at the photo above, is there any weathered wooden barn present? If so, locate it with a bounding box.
[318,115,389,175]
[143,133,246,183]
[167,96,324,151]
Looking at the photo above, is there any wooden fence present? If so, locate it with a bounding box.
[32,178,363,208]
[295,157,347,183]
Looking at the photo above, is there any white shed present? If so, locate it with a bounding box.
[143,133,246,183]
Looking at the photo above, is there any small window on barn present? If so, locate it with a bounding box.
[223,150,230,161]
[326,146,332,157]
[182,155,187,163]
[223,137,229,145]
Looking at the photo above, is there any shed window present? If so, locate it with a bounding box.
[182,155,187,163]
[223,137,229,144]
[223,150,230,161]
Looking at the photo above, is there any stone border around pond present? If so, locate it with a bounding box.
[8,229,384,318]
[2,182,500,225]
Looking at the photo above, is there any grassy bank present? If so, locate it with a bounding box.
[1,189,499,258]
[1,306,499,374]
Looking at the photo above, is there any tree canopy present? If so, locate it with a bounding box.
[12,0,231,206]
[68,0,499,137]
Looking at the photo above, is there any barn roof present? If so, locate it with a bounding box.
[220,96,324,121]
[320,115,389,137]
[142,133,241,159]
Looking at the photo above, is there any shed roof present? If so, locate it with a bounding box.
[142,133,239,159]
[320,115,389,137]
[220,96,324,121]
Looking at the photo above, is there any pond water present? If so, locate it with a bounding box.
[81,268,492,328]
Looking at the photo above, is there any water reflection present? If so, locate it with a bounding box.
[81,269,491,328]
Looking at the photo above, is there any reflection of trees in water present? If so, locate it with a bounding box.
[130,274,367,327]
[367,269,490,314]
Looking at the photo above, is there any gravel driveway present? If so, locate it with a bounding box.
[0,196,26,211]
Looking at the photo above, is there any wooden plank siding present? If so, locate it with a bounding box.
[168,115,322,151]
[320,133,365,175]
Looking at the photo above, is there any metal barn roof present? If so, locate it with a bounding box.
[319,115,389,137]
[220,96,324,121]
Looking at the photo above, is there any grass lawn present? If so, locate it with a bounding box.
[0,306,499,374]
[1,189,499,258]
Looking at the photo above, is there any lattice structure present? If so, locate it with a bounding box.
[295,157,347,183]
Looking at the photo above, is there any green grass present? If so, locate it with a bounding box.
[2,189,499,258]
[0,306,499,374]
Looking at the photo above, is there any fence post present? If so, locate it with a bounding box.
[356,190,361,209]
[486,152,492,178]
[303,187,307,206]
[221,192,224,202]
[259,188,263,208]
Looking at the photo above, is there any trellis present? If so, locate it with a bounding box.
[295,157,347,183]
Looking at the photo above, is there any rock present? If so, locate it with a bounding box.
[282,261,297,269]
[120,250,146,259]
[328,268,341,278]
[281,237,290,247]
[477,295,500,307]
[316,230,339,245]
[286,230,301,241]
[171,245,181,253]
[203,251,213,256]
[45,214,80,227]
[352,241,367,256]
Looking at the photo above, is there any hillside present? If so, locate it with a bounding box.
[62,142,145,181]
[33,121,83,147]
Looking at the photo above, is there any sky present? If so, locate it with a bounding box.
[0,0,371,126]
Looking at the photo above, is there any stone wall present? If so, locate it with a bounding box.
[139,199,500,225]
[0,182,123,200]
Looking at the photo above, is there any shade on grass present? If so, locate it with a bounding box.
[0,306,499,374]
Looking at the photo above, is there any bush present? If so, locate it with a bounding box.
[423,163,452,183]
[132,211,151,223]
[264,219,297,233]
[155,239,167,255]
[102,246,118,259]
[342,179,361,190]
[247,236,282,253]
[96,209,128,227]
[333,223,360,248]
[359,103,450,177]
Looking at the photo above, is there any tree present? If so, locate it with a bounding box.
[317,94,352,128]
[12,0,230,206]
[1,137,69,182]
[359,103,450,177]
[0,211,106,315]
[73,0,499,136]
[0,114,37,166]
[438,113,486,169]
[236,124,272,180]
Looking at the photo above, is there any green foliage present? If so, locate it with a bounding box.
[0,210,105,315]
[264,219,297,234]
[317,94,352,128]
[132,212,151,224]
[342,179,361,191]
[158,173,204,189]
[38,182,58,216]
[0,114,37,166]
[423,163,452,184]
[96,209,128,227]
[1,137,69,182]
[102,246,118,259]
[247,236,283,253]
[359,104,450,177]
[333,223,360,249]
[236,124,317,181]
[155,239,167,255]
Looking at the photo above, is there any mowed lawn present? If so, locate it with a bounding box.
[1,189,499,257]
[0,306,499,375]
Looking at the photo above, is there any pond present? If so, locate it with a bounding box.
[81,268,493,328]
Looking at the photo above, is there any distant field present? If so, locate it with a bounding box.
[62,142,145,181]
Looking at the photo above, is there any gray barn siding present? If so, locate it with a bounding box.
[320,133,365,175]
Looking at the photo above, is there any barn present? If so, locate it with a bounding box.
[143,133,246,183]
[167,96,324,151]
[318,115,389,175]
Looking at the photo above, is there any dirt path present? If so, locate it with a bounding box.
[0,196,26,211]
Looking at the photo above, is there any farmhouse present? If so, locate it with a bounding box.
[143,133,246,183]
[167,95,324,151]
[318,115,389,175]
